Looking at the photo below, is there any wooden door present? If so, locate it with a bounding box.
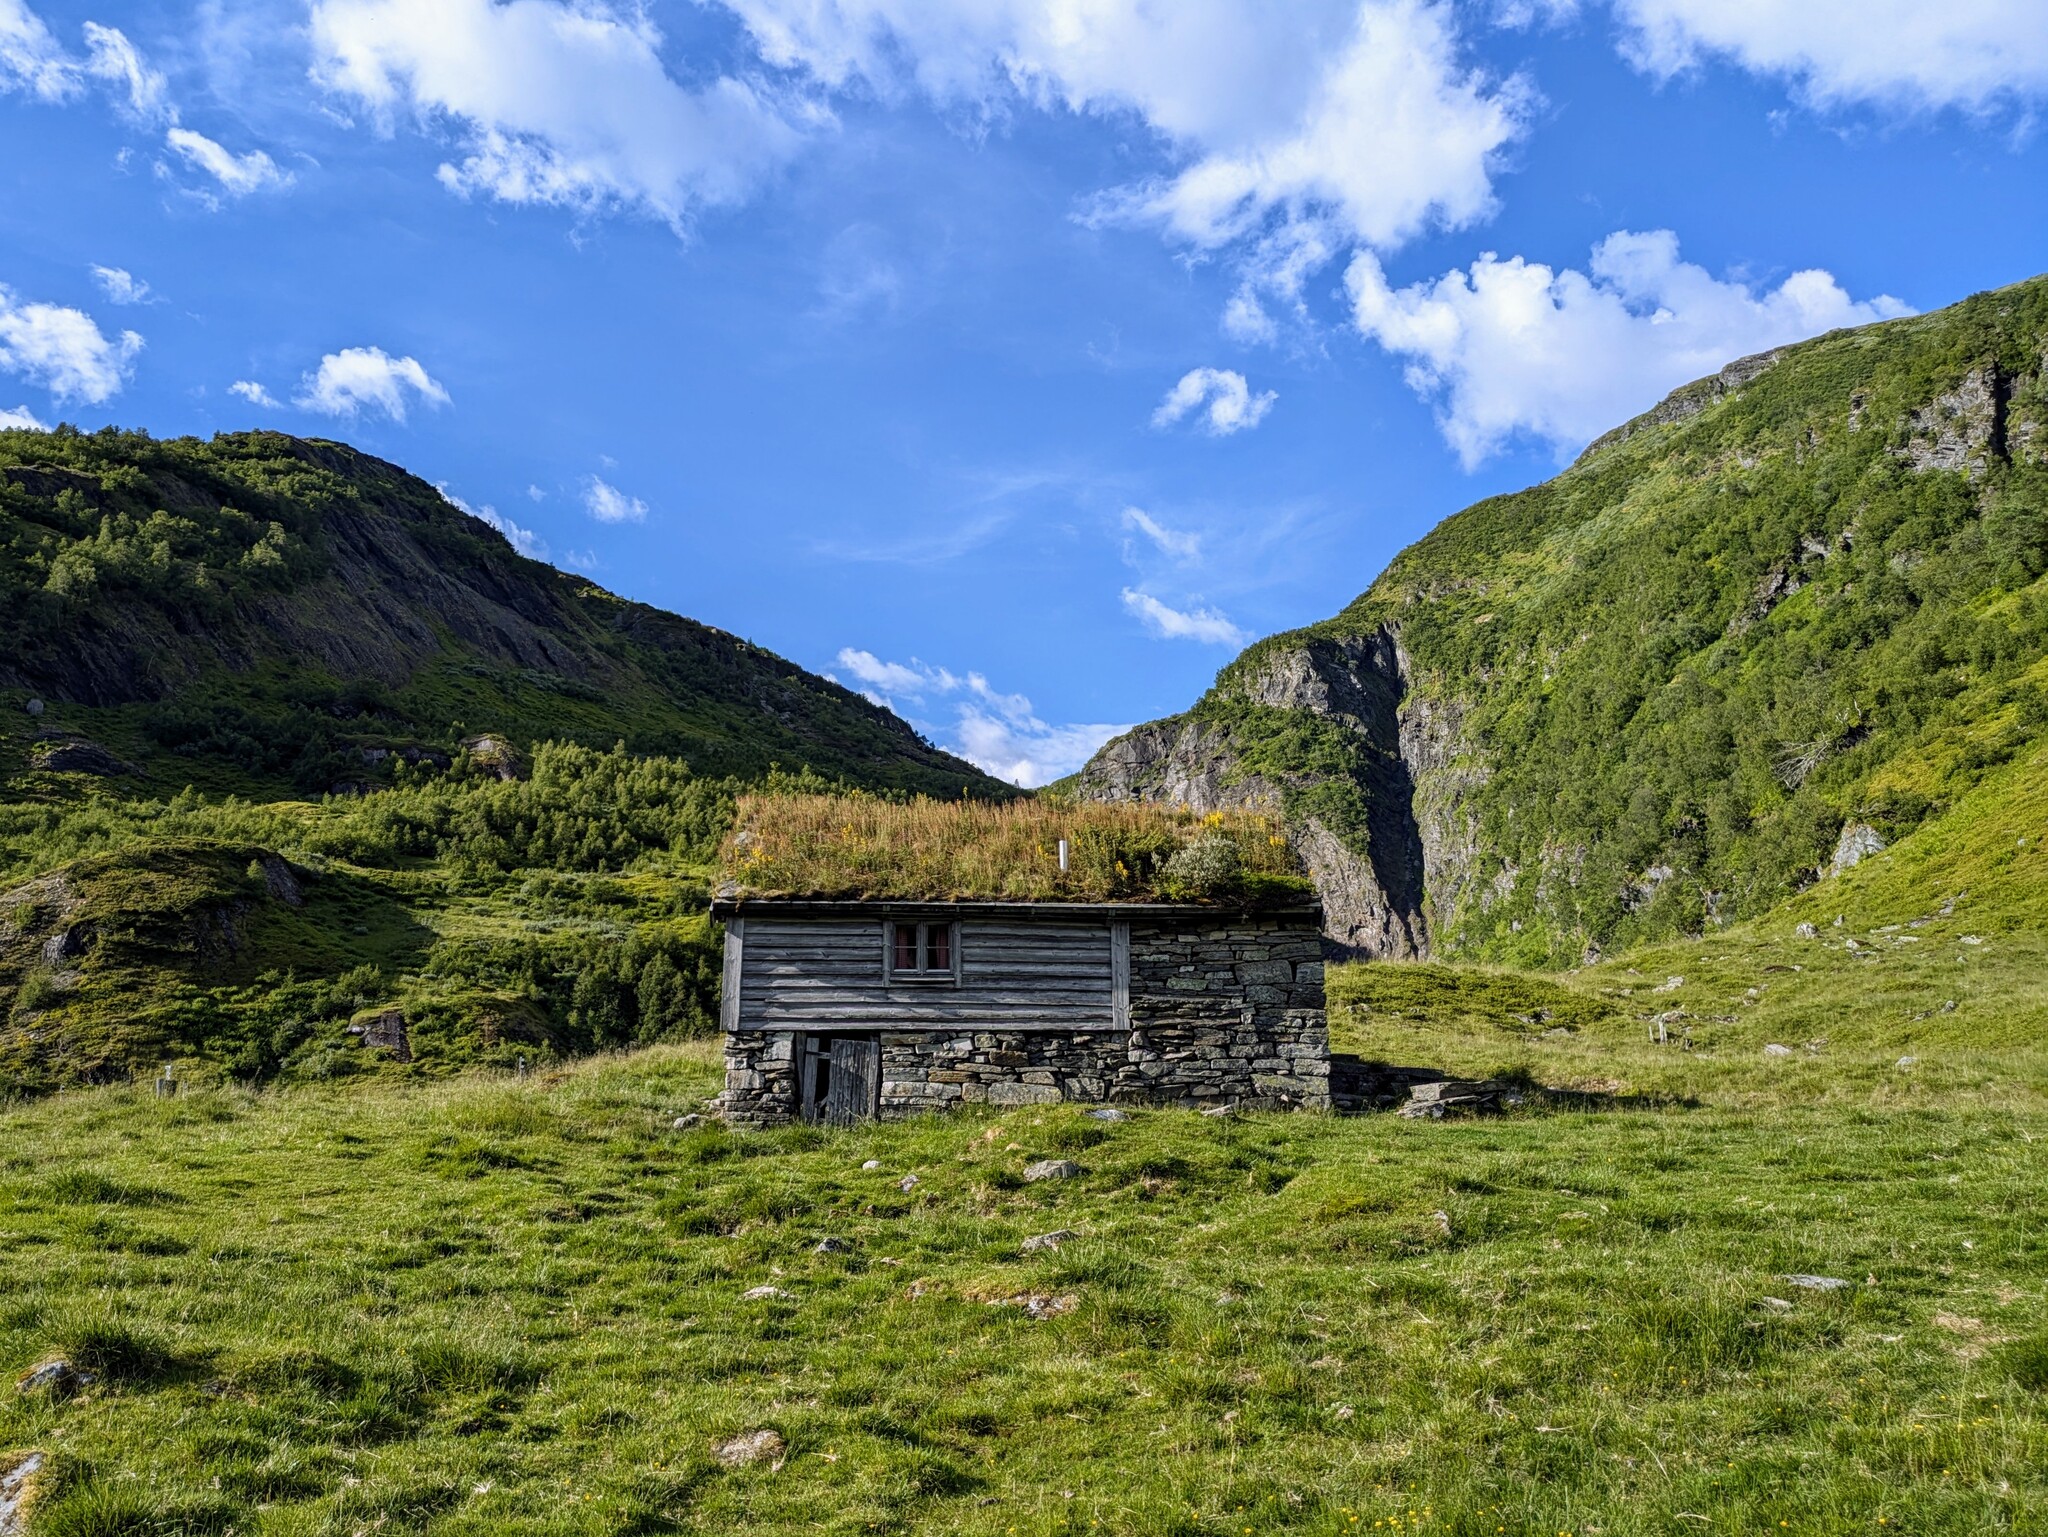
[823,1036,880,1125]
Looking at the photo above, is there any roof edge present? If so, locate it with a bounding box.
[709,897,1325,923]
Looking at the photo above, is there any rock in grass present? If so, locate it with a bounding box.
[1794,921,1818,939]
[1023,1159,1084,1182]
[1200,1106,1234,1119]
[1897,1056,1918,1069]
[16,1360,93,1398]
[861,1159,881,1171]
[1763,1043,1795,1057]
[1021,1229,1078,1253]
[1784,1274,1851,1291]
[740,1285,793,1302]
[1083,1108,1129,1122]
[1760,1297,1794,1312]
[672,1114,701,1130]
[991,1292,1078,1320]
[897,1175,920,1192]
[812,1237,853,1255]
[714,1429,785,1468]
[1,1451,46,1532]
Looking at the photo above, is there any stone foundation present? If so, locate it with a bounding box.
[720,914,1330,1125]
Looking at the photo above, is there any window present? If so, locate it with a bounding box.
[887,920,958,982]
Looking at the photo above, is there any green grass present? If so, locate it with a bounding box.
[4,933,2045,1537]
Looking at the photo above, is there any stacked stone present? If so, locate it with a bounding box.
[1120,917,1330,1111]
[720,1029,798,1126]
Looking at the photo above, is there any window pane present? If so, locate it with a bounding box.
[926,924,951,971]
[892,925,917,972]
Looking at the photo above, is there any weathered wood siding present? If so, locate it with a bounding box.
[735,918,1116,1032]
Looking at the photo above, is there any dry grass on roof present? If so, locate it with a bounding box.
[720,794,1314,905]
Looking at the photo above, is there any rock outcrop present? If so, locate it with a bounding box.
[1075,625,1471,960]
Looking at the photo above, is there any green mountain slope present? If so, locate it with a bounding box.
[1076,274,2048,966]
[0,427,999,799]
[0,429,1008,1096]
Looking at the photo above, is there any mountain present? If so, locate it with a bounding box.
[1075,274,2048,966]
[0,428,1001,800]
[0,428,1008,1096]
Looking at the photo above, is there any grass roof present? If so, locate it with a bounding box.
[719,794,1315,906]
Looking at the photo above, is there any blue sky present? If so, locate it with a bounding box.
[3,0,2044,784]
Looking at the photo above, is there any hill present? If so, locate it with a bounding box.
[0,428,1010,1096]
[0,427,1000,799]
[1074,274,2048,966]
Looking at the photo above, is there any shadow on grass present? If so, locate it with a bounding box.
[1330,1054,1698,1114]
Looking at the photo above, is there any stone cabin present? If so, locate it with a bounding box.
[710,896,1331,1126]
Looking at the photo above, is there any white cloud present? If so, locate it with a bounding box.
[583,475,647,524]
[443,484,548,558]
[726,0,1528,253]
[1347,229,1912,467]
[1121,507,1202,562]
[1614,0,2048,114]
[229,379,280,408]
[1151,367,1277,436]
[0,403,49,431]
[90,265,153,305]
[525,483,545,502]
[835,646,1123,786]
[295,345,450,421]
[0,0,78,102]
[1121,588,1249,646]
[166,127,293,195]
[0,285,142,404]
[82,22,168,120]
[309,0,816,230]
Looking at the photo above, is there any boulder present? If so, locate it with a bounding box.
[1023,1159,1084,1182]
[16,1359,93,1397]
[1397,1080,1523,1119]
[1829,823,1886,877]
[0,1451,46,1535]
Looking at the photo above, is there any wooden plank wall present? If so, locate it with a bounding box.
[735,918,1117,1031]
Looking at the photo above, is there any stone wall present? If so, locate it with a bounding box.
[719,914,1330,1125]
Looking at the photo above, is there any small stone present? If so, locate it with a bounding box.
[1940,999,1957,1013]
[1021,1229,1078,1253]
[23,699,42,718]
[1763,1043,1795,1057]
[714,1429,785,1468]
[861,1159,882,1171]
[812,1236,853,1255]
[672,1114,701,1130]
[1023,1159,1084,1182]
[1653,975,1684,993]
[991,1292,1078,1319]
[1083,1108,1129,1122]
[1199,1105,1234,1119]
[740,1285,793,1302]
[0,1451,45,1530]
[16,1359,92,1397]
[1896,1056,1918,1069]
[1784,1274,1851,1291]
[1793,921,1818,939]
[897,1175,920,1192]
[1760,1297,1794,1312]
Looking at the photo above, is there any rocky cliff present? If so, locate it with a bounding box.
[1076,274,2048,966]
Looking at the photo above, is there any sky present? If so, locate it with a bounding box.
[2,1,2045,786]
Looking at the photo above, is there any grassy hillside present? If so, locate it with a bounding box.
[1082,273,2048,967]
[4,748,2047,1533]
[0,426,1001,800]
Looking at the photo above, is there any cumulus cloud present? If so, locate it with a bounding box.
[727,0,1527,253]
[90,265,153,305]
[294,345,450,421]
[1121,589,1249,646]
[0,404,49,431]
[1151,367,1277,436]
[1614,0,2048,114]
[0,0,77,102]
[83,21,168,120]
[0,284,142,404]
[1347,229,1912,466]
[834,647,1124,787]
[166,127,293,195]
[229,379,280,408]
[1121,507,1202,562]
[310,0,816,230]
[583,476,647,523]
[444,484,547,558]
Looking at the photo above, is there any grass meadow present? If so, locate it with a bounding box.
[3,903,2047,1536]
